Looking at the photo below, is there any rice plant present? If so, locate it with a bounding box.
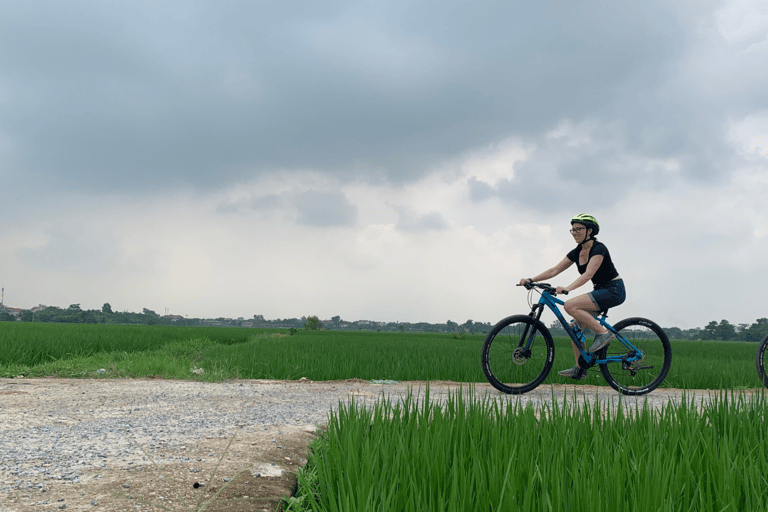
[286,390,768,511]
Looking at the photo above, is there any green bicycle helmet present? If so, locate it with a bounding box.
[571,213,599,237]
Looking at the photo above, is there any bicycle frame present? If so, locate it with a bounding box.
[527,287,644,367]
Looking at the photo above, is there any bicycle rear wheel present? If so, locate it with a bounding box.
[481,315,554,394]
[598,317,672,395]
[755,334,768,388]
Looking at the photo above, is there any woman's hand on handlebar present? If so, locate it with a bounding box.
[555,286,569,295]
[518,278,532,287]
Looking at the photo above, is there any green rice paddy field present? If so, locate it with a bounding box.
[0,322,761,389]
[2,323,767,511]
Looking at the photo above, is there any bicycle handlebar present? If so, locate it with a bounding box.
[517,281,568,295]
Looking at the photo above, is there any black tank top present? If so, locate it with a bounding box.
[566,241,619,287]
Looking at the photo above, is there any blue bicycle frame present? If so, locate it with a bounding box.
[531,287,644,367]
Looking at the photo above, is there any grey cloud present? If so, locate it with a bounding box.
[467,115,741,215]
[468,177,496,202]
[396,209,449,233]
[216,194,283,214]
[217,190,357,227]
[216,202,243,215]
[18,224,121,275]
[0,0,752,196]
[293,190,358,227]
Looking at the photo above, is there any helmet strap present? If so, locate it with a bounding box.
[578,229,595,248]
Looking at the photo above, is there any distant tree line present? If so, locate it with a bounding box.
[1,304,494,334]
[258,314,494,334]
[697,318,768,342]
[12,303,175,325]
[4,303,234,327]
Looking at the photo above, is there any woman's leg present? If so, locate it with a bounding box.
[570,338,582,365]
[564,293,607,335]
[564,293,615,354]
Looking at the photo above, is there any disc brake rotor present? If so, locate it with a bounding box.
[512,347,528,365]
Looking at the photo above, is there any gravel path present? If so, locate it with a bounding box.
[0,377,748,511]
[1,379,350,494]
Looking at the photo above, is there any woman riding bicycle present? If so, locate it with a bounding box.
[518,213,626,379]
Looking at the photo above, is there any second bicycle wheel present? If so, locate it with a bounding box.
[481,315,554,394]
[755,334,768,388]
[598,317,672,395]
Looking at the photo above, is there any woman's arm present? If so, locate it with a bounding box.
[562,254,603,292]
[519,257,573,285]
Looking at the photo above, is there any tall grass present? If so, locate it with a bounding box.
[286,390,768,511]
[0,323,764,389]
[667,339,758,389]
[0,323,266,379]
[0,323,253,365]
[212,332,762,390]
[211,331,485,381]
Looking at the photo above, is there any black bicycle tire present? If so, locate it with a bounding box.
[481,315,554,394]
[755,334,768,388]
[598,317,672,396]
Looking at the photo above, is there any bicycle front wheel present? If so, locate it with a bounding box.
[481,315,554,394]
[755,334,768,388]
[598,317,672,395]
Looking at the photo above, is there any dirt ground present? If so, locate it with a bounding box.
[1,422,315,512]
[48,424,317,512]
[0,378,744,512]
[0,378,329,512]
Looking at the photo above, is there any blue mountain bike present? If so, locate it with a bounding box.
[755,335,768,388]
[481,282,672,396]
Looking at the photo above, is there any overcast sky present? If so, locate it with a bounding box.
[1,0,767,329]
